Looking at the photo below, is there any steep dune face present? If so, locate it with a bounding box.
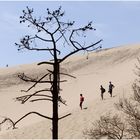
[0,44,140,138]
[61,44,139,106]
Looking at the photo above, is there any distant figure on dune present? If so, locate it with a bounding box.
[80,94,84,110]
[108,81,115,97]
[100,85,106,100]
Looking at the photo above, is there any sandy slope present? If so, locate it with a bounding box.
[0,44,140,138]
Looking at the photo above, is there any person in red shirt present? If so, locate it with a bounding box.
[80,94,84,110]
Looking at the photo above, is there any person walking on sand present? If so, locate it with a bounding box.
[80,94,84,110]
[108,81,115,97]
[100,85,106,100]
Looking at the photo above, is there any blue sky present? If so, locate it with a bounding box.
[0,1,140,67]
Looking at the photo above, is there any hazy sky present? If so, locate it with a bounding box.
[0,1,140,67]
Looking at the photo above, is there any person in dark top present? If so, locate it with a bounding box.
[108,81,115,97]
[100,85,106,100]
[80,94,84,110]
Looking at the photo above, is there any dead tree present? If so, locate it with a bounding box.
[15,6,102,139]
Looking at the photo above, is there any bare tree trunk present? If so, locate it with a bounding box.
[52,32,59,138]
[52,61,60,139]
[52,62,59,139]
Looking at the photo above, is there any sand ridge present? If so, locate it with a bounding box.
[0,44,139,138]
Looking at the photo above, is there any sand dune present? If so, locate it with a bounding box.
[0,44,140,138]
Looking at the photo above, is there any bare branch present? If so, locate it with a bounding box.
[55,32,64,43]
[67,21,100,51]
[35,34,52,42]
[58,96,67,106]
[60,72,76,79]
[0,117,17,129]
[115,98,140,120]
[25,47,55,51]
[58,80,67,83]
[52,15,61,35]
[21,11,52,35]
[16,89,52,104]
[83,114,126,139]
[69,30,79,50]
[18,73,51,92]
[132,83,140,104]
[58,29,70,46]
[59,39,102,63]
[34,94,52,98]
[59,113,72,120]
[14,111,52,126]
[30,98,52,102]
[38,61,54,65]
